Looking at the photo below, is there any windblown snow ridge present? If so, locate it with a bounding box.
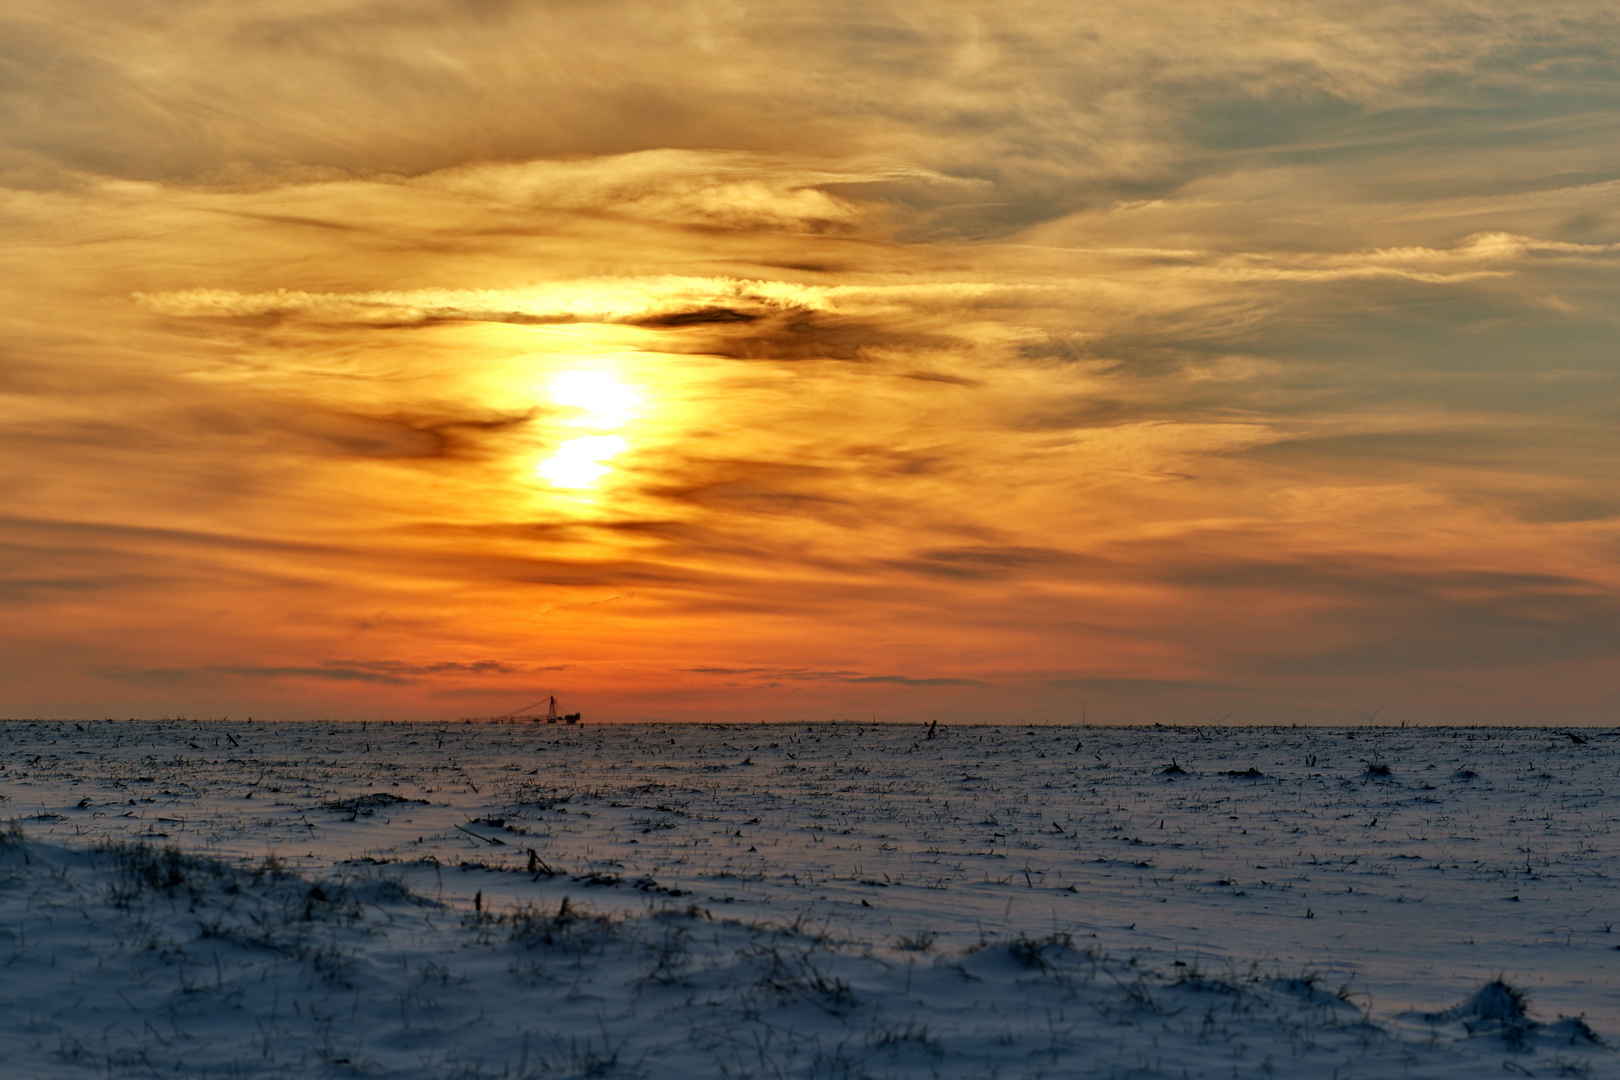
[0,831,1606,1079]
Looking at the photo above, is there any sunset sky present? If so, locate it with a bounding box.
[4,1,1620,723]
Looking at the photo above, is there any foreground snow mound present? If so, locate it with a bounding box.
[0,834,1608,1079]
[1403,979,1607,1052]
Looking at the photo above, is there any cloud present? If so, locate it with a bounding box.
[416,153,965,233]
[93,659,555,688]
[844,675,980,686]
[131,275,1006,331]
[208,665,413,685]
[91,667,192,686]
[8,3,1615,226]
[682,667,976,687]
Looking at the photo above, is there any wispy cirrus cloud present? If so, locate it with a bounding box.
[97,659,562,688]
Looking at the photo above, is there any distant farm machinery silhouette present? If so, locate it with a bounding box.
[459,696,581,724]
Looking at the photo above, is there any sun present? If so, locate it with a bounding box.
[537,434,628,489]
[537,370,641,489]
[549,370,640,430]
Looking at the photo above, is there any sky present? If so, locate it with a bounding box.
[4,0,1620,724]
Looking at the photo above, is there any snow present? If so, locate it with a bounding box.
[0,719,1614,1078]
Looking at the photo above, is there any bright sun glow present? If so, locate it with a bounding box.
[549,370,640,429]
[538,370,642,489]
[537,434,628,488]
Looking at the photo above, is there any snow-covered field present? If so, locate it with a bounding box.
[0,719,1614,1078]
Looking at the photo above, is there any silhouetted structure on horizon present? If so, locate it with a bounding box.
[459,696,581,724]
